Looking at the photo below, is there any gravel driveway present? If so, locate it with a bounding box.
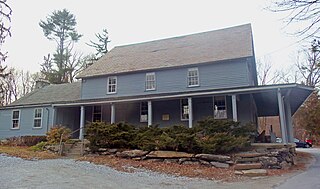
[0,154,295,189]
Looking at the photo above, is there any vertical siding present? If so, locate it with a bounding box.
[0,106,53,139]
[81,58,251,99]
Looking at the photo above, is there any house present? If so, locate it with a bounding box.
[0,24,313,144]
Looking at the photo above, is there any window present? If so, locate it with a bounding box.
[12,110,20,129]
[145,72,156,91]
[140,102,148,122]
[180,99,189,120]
[107,76,117,94]
[187,68,199,87]
[92,106,102,122]
[213,96,227,119]
[33,108,43,128]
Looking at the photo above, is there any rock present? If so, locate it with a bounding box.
[234,163,262,170]
[236,157,259,163]
[146,159,164,162]
[146,151,193,159]
[178,158,191,164]
[210,161,230,168]
[195,154,231,162]
[183,161,200,165]
[226,160,235,165]
[234,170,244,175]
[259,157,278,167]
[97,148,108,152]
[116,150,149,158]
[132,157,142,161]
[107,149,118,154]
[280,161,291,170]
[199,160,211,166]
[235,152,266,158]
[241,169,267,177]
[163,159,178,163]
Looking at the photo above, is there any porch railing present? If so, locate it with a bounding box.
[59,127,85,156]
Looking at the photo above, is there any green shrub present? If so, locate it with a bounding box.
[5,136,47,147]
[85,122,137,152]
[30,141,48,151]
[85,116,254,154]
[46,126,71,144]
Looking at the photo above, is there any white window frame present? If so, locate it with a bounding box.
[33,108,43,128]
[145,72,156,91]
[213,96,227,119]
[11,110,20,129]
[187,67,199,87]
[140,102,148,122]
[92,105,102,122]
[107,76,117,94]
[180,99,189,121]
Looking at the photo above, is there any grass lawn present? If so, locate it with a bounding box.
[0,145,58,160]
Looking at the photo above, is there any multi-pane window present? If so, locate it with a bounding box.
[145,72,156,91]
[140,102,148,122]
[213,96,227,119]
[92,106,102,122]
[12,110,20,129]
[107,76,117,94]
[33,108,43,128]
[180,99,189,120]
[187,68,199,87]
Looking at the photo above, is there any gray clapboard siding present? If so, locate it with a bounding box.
[81,58,252,100]
[0,106,53,139]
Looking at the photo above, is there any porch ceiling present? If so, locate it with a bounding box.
[253,86,313,117]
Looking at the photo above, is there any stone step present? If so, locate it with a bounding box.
[234,163,262,170]
[235,169,268,177]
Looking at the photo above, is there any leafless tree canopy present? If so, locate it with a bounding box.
[0,0,12,64]
[296,39,320,86]
[269,0,320,38]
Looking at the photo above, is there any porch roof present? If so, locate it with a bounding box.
[53,83,313,116]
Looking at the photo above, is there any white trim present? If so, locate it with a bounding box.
[180,99,189,121]
[145,72,156,91]
[52,84,311,107]
[231,94,238,122]
[33,108,43,129]
[107,76,117,94]
[92,105,102,122]
[140,102,148,123]
[11,109,21,130]
[188,97,193,128]
[187,67,199,87]
[213,96,227,119]
[148,101,152,126]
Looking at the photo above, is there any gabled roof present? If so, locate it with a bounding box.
[4,82,81,108]
[78,24,254,78]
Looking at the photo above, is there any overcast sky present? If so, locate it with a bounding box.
[3,0,309,73]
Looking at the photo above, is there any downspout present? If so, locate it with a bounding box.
[45,108,50,133]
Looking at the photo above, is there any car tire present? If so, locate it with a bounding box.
[305,143,310,148]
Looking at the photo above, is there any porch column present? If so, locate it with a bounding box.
[188,97,193,128]
[52,107,56,127]
[277,89,288,144]
[79,106,85,140]
[232,94,238,122]
[148,101,152,127]
[111,103,115,124]
[284,96,294,143]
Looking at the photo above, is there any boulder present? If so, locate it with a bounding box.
[280,161,291,170]
[199,160,211,166]
[234,163,262,170]
[107,149,118,154]
[241,169,267,177]
[195,154,231,162]
[97,148,108,152]
[235,152,266,158]
[146,151,193,159]
[210,161,230,168]
[182,161,200,165]
[236,157,259,163]
[178,158,191,164]
[259,157,278,168]
[163,159,179,163]
[116,150,149,158]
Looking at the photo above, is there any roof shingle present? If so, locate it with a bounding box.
[77,24,254,78]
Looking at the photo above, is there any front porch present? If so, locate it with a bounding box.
[51,84,313,143]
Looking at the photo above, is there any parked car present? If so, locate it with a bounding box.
[294,138,312,148]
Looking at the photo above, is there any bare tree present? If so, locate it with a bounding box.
[269,0,320,39]
[0,0,11,64]
[296,39,320,86]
